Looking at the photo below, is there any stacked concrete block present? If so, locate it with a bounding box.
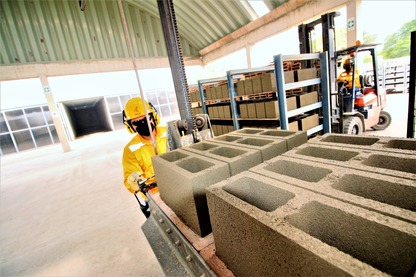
[206,171,416,277]
[309,133,416,154]
[229,127,307,151]
[282,142,416,179]
[182,141,262,176]
[249,155,416,223]
[212,133,287,161]
[152,149,230,236]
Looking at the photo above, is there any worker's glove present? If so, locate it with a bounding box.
[127,173,141,194]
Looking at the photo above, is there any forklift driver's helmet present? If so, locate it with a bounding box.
[123,97,160,134]
[343,58,353,71]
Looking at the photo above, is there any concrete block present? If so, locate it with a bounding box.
[244,79,253,95]
[250,155,416,223]
[152,149,230,236]
[206,171,416,277]
[282,142,416,180]
[286,95,297,111]
[230,127,307,150]
[212,133,287,161]
[252,76,263,93]
[265,100,279,118]
[309,133,416,155]
[239,103,248,118]
[221,84,229,99]
[223,105,231,119]
[298,91,318,107]
[261,73,276,92]
[236,80,245,96]
[215,86,222,99]
[247,103,256,118]
[182,141,262,176]
[297,68,318,81]
[255,102,266,118]
[299,113,319,130]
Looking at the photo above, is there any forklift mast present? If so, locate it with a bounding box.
[298,12,339,94]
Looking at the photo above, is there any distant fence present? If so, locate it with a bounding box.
[378,57,410,93]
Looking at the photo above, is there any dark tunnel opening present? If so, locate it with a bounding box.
[62,97,112,138]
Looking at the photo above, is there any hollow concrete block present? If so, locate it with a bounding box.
[309,133,416,155]
[152,149,230,236]
[206,171,416,277]
[181,141,262,176]
[282,142,416,180]
[212,133,287,161]
[249,155,416,223]
[230,127,307,150]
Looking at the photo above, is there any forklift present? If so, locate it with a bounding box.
[298,12,391,135]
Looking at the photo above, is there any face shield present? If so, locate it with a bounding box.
[131,113,156,137]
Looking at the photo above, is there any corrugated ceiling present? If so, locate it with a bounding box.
[0,0,287,66]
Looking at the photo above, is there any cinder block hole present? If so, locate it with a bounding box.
[235,129,263,134]
[214,135,241,142]
[287,201,416,276]
[264,160,331,182]
[296,146,359,161]
[386,139,416,151]
[160,151,188,162]
[210,147,246,158]
[332,174,416,211]
[223,177,295,212]
[321,135,379,145]
[260,130,293,137]
[177,157,214,173]
[189,142,218,151]
[237,138,272,147]
[362,154,416,174]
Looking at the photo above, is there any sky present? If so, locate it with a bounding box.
[1,0,415,110]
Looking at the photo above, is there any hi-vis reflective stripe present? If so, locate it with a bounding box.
[161,132,167,138]
[129,142,145,152]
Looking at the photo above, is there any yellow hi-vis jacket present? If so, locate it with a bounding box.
[122,125,167,194]
[337,69,361,89]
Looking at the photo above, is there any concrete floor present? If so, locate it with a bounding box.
[0,129,165,276]
[0,93,410,277]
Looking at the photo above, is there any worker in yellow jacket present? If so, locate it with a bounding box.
[122,97,167,217]
[337,58,362,94]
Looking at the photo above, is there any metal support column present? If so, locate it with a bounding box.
[227,71,240,130]
[273,54,289,130]
[319,52,332,134]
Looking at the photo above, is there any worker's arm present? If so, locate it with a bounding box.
[122,146,145,194]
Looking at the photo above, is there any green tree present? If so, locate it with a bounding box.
[381,20,416,59]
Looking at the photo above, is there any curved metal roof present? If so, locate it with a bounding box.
[0,0,286,66]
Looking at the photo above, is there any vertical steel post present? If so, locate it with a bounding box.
[198,80,208,115]
[227,71,240,130]
[274,54,289,130]
[320,52,332,134]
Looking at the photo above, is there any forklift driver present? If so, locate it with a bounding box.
[337,58,362,96]
[122,97,167,218]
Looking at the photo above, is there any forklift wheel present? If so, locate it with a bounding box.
[371,110,392,130]
[343,116,363,135]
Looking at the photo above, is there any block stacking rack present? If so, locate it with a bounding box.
[197,52,332,137]
[273,52,331,135]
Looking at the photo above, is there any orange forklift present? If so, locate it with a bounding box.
[299,13,392,135]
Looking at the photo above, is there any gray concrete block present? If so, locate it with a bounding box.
[309,133,416,155]
[181,141,262,176]
[212,133,287,161]
[231,128,307,150]
[249,155,416,223]
[152,149,230,236]
[282,142,416,180]
[206,171,416,277]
